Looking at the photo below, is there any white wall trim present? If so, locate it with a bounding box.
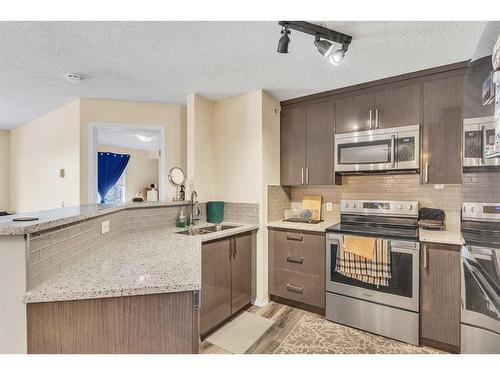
[88,122,166,204]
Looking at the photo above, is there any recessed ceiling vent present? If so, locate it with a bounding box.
[65,73,85,83]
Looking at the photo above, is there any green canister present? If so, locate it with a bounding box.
[207,201,224,224]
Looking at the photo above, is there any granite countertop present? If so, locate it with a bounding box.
[0,201,191,236]
[418,227,464,246]
[267,219,338,233]
[24,222,259,304]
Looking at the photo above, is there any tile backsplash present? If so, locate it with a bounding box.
[267,186,291,222]
[269,173,463,228]
[462,172,500,203]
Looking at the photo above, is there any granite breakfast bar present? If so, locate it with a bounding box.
[0,202,258,354]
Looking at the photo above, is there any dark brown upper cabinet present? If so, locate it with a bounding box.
[335,89,374,134]
[280,101,334,186]
[422,71,465,185]
[373,82,421,129]
[335,83,421,134]
[463,55,495,119]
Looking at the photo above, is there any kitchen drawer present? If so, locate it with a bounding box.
[271,268,325,308]
[272,233,325,277]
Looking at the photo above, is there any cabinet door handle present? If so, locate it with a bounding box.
[286,233,303,241]
[424,162,429,183]
[232,238,236,259]
[301,168,304,185]
[286,256,304,264]
[286,283,304,294]
[423,244,428,269]
[306,167,309,184]
[391,134,396,168]
[369,110,373,130]
[375,109,379,129]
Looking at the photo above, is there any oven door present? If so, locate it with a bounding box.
[461,246,500,335]
[335,132,396,172]
[326,233,419,312]
[463,117,500,167]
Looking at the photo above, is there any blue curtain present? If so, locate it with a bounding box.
[98,152,130,203]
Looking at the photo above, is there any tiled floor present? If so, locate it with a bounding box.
[201,302,443,354]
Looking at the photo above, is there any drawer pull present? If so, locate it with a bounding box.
[286,256,304,264]
[286,233,303,241]
[286,283,304,294]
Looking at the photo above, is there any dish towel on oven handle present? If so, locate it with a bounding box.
[336,237,392,286]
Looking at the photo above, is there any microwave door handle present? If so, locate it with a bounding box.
[481,125,486,165]
[391,135,396,168]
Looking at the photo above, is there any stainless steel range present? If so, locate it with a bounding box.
[460,203,500,353]
[326,199,420,345]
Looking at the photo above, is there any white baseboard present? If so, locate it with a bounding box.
[252,298,269,308]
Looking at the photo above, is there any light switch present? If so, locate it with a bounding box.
[101,220,110,234]
[326,202,333,212]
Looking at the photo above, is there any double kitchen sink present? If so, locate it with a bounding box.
[177,224,239,236]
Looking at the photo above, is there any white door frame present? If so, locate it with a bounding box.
[88,122,166,204]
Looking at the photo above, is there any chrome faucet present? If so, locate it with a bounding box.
[190,190,201,226]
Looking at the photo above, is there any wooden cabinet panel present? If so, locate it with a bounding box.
[420,242,461,352]
[269,229,325,309]
[270,230,325,277]
[200,238,232,335]
[422,73,465,184]
[335,89,374,134]
[231,232,253,313]
[280,106,306,185]
[374,82,421,128]
[27,292,198,354]
[306,101,334,185]
[273,269,325,308]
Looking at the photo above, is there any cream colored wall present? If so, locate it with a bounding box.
[97,145,159,202]
[257,91,281,305]
[79,99,186,204]
[213,91,262,203]
[0,130,9,211]
[187,94,216,202]
[9,100,80,213]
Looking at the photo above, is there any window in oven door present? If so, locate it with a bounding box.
[326,238,419,311]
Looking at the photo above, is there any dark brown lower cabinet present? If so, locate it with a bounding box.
[200,231,254,336]
[27,291,199,354]
[268,229,325,312]
[420,242,461,353]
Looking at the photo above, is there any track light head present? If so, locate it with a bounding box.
[329,43,349,65]
[277,26,291,54]
[314,36,334,58]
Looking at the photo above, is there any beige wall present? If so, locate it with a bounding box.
[213,91,262,203]
[187,94,215,202]
[79,99,186,204]
[97,145,159,202]
[9,100,80,213]
[0,130,9,211]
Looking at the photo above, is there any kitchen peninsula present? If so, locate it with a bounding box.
[0,201,258,354]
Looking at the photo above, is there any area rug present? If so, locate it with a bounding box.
[205,311,274,354]
[274,314,443,354]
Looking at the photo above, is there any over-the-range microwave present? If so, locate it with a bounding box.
[463,116,500,168]
[334,124,420,173]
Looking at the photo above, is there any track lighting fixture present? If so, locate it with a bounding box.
[277,21,352,66]
[277,25,291,53]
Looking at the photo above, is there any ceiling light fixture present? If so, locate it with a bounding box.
[277,25,291,53]
[277,21,352,66]
[136,135,154,142]
[65,73,85,83]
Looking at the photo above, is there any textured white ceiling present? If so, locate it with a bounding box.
[0,21,486,129]
[98,127,160,151]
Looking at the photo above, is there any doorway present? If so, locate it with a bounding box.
[88,122,166,204]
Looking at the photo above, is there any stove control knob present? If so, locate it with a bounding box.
[353,203,357,208]
[397,204,402,210]
[408,204,413,210]
[471,207,475,212]
[344,202,350,208]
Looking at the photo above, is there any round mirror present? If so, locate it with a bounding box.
[168,167,186,187]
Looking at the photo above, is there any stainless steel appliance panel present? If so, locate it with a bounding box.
[326,292,419,346]
[334,125,419,172]
[463,117,500,167]
[461,324,500,353]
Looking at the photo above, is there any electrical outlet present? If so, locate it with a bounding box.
[326,202,333,212]
[101,220,110,234]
